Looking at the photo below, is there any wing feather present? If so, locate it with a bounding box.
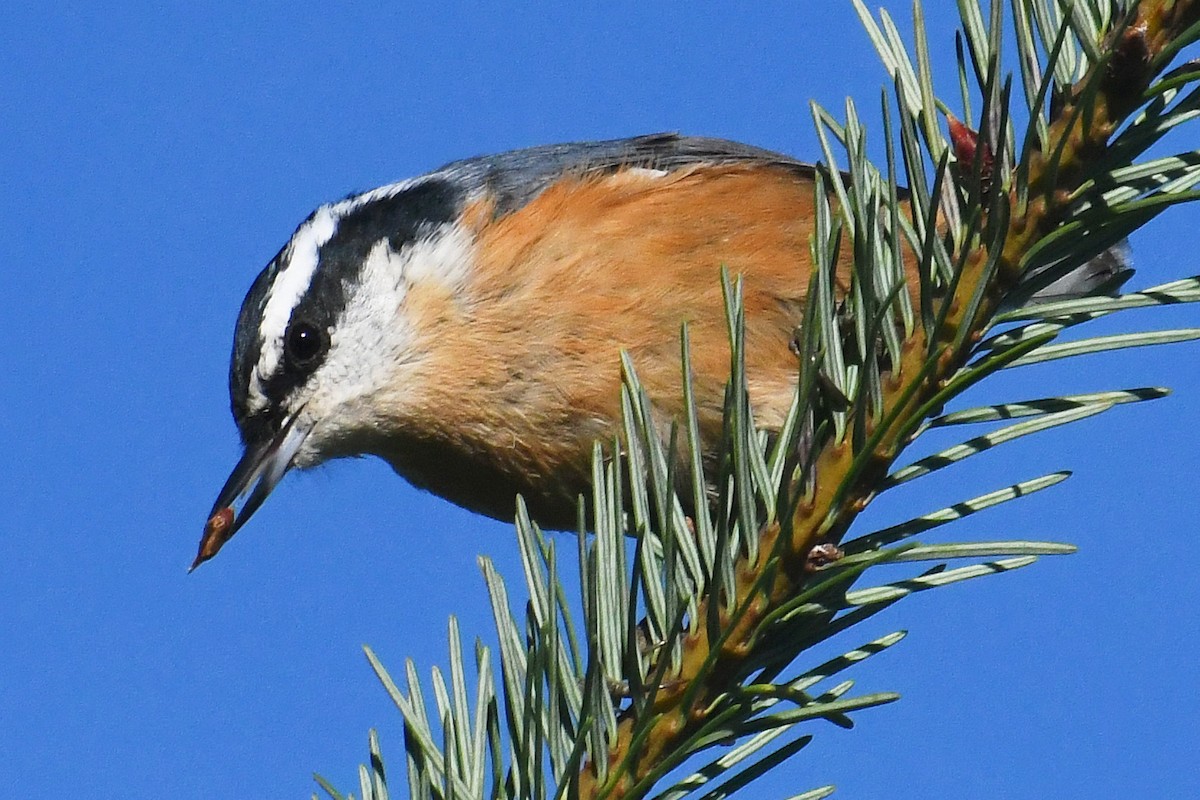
[434,132,815,216]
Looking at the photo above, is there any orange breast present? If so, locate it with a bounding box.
[393,163,842,527]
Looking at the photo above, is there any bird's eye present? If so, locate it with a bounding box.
[285,320,328,368]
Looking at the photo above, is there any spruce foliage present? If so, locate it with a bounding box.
[319,2,1200,797]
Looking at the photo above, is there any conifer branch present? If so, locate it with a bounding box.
[321,3,1200,799]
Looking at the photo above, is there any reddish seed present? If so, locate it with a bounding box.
[192,507,235,569]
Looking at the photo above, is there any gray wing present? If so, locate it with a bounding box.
[433,132,1130,301]
[432,132,815,216]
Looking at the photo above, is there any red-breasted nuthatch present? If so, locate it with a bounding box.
[194,133,1125,568]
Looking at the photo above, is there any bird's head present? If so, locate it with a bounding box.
[194,176,474,568]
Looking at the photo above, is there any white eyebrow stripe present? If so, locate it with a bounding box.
[250,205,340,409]
[334,175,425,212]
[260,177,429,340]
[256,175,433,345]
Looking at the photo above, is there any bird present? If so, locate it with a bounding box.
[194,132,1126,568]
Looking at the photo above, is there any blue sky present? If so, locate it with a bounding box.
[3,3,1198,798]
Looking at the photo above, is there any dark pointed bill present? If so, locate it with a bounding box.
[191,413,313,571]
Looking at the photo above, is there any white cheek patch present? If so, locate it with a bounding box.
[315,228,474,397]
[295,248,416,460]
[288,226,478,461]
